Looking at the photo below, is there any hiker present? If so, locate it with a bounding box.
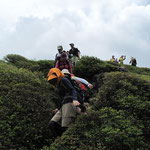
[110,55,115,62]
[119,55,126,64]
[129,57,137,66]
[61,69,88,111]
[55,52,73,74]
[54,45,64,66]
[47,68,82,137]
[69,43,80,66]
[62,69,93,113]
[115,58,118,63]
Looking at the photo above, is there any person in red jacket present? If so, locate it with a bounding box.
[55,52,73,74]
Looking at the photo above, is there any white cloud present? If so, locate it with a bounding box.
[0,0,150,68]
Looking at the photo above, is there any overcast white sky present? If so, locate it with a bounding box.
[0,0,150,68]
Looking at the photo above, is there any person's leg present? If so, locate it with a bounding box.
[49,110,63,137]
[71,57,75,66]
[74,56,79,65]
[49,120,63,137]
[50,110,62,124]
[61,102,79,127]
[71,56,78,66]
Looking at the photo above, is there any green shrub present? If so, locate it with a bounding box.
[92,72,150,114]
[4,54,28,63]
[36,60,54,77]
[0,62,56,150]
[91,72,150,147]
[126,64,150,76]
[48,108,147,150]
[73,56,117,81]
[4,54,39,71]
[1,55,150,149]
[4,54,54,76]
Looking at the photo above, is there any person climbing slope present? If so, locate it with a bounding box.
[47,68,82,137]
[62,69,93,114]
[55,52,73,74]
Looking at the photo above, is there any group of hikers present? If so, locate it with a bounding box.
[47,44,138,138]
[47,43,93,138]
[54,43,81,71]
[110,55,137,66]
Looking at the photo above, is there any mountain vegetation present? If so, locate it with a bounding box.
[0,54,150,150]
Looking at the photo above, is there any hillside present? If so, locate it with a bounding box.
[0,54,150,150]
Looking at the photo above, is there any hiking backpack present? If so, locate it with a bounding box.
[69,79,85,104]
[60,76,86,112]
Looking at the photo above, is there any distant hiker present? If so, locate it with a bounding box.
[110,55,115,62]
[55,52,73,74]
[69,43,80,66]
[47,68,82,137]
[115,58,118,63]
[129,57,137,66]
[54,45,64,66]
[119,55,126,64]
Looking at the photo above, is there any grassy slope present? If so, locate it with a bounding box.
[1,54,150,150]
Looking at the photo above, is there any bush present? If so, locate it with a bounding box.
[4,54,54,76]
[48,108,147,150]
[91,72,150,146]
[1,55,150,149]
[73,56,117,82]
[126,64,150,76]
[0,62,56,150]
[36,60,54,77]
[92,72,150,114]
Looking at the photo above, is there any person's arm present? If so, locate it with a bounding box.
[55,60,59,68]
[68,61,73,74]
[78,51,80,58]
[54,54,58,66]
[71,76,93,89]
[69,49,72,54]
[76,48,80,58]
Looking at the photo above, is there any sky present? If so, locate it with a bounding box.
[0,0,150,68]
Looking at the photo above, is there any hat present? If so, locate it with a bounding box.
[69,43,74,46]
[62,69,71,75]
[47,73,57,81]
[47,68,65,84]
[57,45,63,50]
